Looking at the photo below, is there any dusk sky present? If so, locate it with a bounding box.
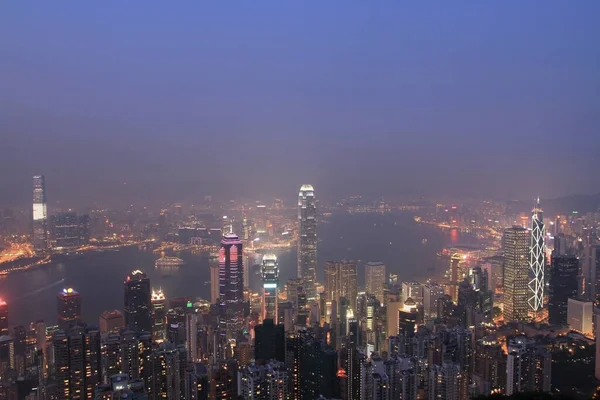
[1,2,599,206]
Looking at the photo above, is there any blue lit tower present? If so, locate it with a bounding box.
[298,185,317,301]
[219,233,244,338]
[261,254,279,323]
[528,198,546,312]
[32,175,48,253]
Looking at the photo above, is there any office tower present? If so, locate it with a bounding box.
[503,227,530,322]
[506,336,551,396]
[149,342,187,399]
[529,199,546,312]
[386,298,401,338]
[423,283,445,321]
[401,281,423,305]
[287,278,308,325]
[567,298,593,335]
[398,302,417,354]
[53,326,101,400]
[218,233,245,339]
[239,360,288,400]
[57,287,81,331]
[548,255,579,325]
[324,260,358,311]
[365,261,386,304]
[211,360,238,400]
[151,289,166,342]
[428,362,462,400]
[298,184,317,301]
[261,254,279,323]
[32,175,49,253]
[254,319,285,362]
[124,270,152,333]
[583,245,600,304]
[0,300,7,337]
[210,260,220,304]
[99,310,124,334]
[54,211,81,248]
[449,255,461,303]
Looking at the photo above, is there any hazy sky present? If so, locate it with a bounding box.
[1,2,599,207]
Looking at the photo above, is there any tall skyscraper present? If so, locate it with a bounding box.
[124,270,152,333]
[32,175,48,253]
[151,288,167,343]
[54,211,81,249]
[219,233,245,339]
[261,254,279,323]
[57,287,81,331]
[53,326,101,400]
[503,226,530,322]
[548,255,579,326]
[528,199,546,312]
[324,260,358,311]
[583,245,600,304]
[365,261,386,304]
[0,299,7,336]
[298,184,317,301]
[210,260,220,304]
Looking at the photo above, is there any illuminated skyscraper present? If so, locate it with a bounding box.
[548,255,578,325]
[365,261,386,304]
[124,270,152,333]
[503,227,530,321]
[32,175,48,253]
[57,288,81,331]
[261,254,279,323]
[210,260,220,304]
[54,211,80,249]
[219,233,245,338]
[324,260,358,311]
[529,199,546,312]
[151,289,167,343]
[298,185,317,301]
[0,299,7,336]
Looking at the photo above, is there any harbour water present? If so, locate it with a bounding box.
[0,212,468,326]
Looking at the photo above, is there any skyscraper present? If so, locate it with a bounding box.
[583,245,600,304]
[124,270,152,333]
[529,199,546,312]
[0,300,7,337]
[151,288,167,343]
[57,287,81,331]
[219,233,245,339]
[32,175,48,253]
[548,255,579,326]
[298,185,317,301]
[54,211,81,249]
[210,260,220,304]
[324,260,358,311]
[53,326,101,400]
[99,309,124,334]
[261,254,279,323]
[365,261,386,304]
[503,226,530,322]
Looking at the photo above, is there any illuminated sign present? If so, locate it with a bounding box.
[263,283,277,289]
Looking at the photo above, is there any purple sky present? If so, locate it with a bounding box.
[1,2,599,207]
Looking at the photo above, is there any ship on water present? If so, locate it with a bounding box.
[155,256,185,268]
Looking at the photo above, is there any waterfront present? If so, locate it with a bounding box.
[0,212,471,326]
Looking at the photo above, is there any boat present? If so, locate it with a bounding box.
[155,256,185,268]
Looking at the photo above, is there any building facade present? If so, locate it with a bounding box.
[297,185,317,301]
[503,227,530,322]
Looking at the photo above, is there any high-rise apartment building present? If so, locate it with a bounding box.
[529,199,546,312]
[325,260,358,311]
[503,227,530,322]
[32,175,48,253]
[151,289,167,342]
[219,233,245,338]
[506,336,551,396]
[53,326,101,400]
[583,245,600,304]
[261,254,279,323]
[548,255,579,326]
[124,270,152,333]
[365,261,386,304]
[57,287,81,331]
[298,185,317,301]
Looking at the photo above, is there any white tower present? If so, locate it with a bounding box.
[528,198,545,312]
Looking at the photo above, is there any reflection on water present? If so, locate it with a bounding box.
[2,212,469,326]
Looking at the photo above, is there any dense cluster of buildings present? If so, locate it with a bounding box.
[0,178,600,399]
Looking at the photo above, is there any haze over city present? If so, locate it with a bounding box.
[1,2,599,208]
